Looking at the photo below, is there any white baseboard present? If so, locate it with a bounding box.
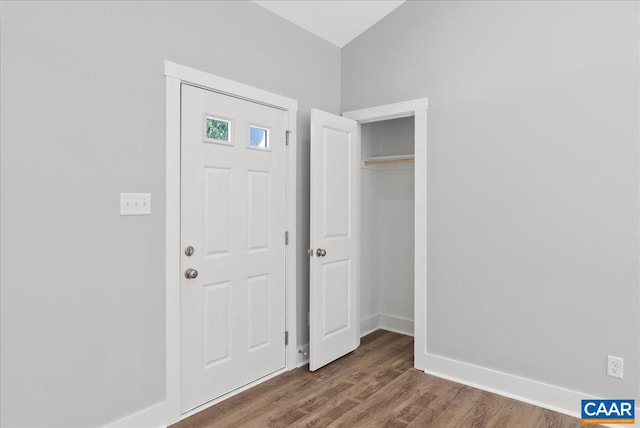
[360,314,380,337]
[104,401,166,428]
[297,343,310,367]
[423,352,640,427]
[379,313,413,337]
[360,313,414,337]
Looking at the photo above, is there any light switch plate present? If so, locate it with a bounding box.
[120,193,151,215]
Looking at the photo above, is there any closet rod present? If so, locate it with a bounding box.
[363,155,415,166]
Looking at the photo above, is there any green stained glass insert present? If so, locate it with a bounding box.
[206,117,230,141]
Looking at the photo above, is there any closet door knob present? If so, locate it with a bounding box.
[316,248,326,257]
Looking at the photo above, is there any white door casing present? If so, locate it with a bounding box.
[180,84,287,412]
[342,100,428,372]
[309,109,360,371]
[166,62,298,425]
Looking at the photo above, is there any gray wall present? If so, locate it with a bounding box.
[343,1,639,399]
[0,1,339,426]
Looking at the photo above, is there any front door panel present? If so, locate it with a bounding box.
[180,84,287,412]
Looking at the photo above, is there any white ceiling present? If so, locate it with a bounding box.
[253,1,405,48]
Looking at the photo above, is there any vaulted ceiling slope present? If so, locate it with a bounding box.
[253,1,406,48]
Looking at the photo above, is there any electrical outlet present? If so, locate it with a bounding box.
[607,355,624,379]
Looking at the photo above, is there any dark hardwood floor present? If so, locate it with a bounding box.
[172,330,586,428]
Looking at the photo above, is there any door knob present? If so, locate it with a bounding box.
[316,248,326,257]
[185,268,198,279]
[307,249,314,257]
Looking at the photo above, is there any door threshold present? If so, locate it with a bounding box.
[179,367,288,421]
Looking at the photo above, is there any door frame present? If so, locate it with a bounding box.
[164,61,298,424]
[342,99,428,371]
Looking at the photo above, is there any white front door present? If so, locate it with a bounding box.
[309,109,360,371]
[180,84,287,412]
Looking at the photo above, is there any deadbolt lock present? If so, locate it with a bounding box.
[184,246,194,257]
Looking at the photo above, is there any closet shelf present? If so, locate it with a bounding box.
[363,154,415,166]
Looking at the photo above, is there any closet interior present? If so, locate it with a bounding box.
[360,116,416,337]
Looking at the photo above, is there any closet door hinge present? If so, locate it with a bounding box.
[285,231,289,245]
[285,331,289,346]
[286,130,291,146]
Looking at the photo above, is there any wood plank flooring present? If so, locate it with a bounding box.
[172,330,587,428]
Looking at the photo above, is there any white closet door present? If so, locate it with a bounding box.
[309,109,360,371]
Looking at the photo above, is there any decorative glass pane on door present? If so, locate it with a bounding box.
[206,117,230,142]
[249,126,269,148]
